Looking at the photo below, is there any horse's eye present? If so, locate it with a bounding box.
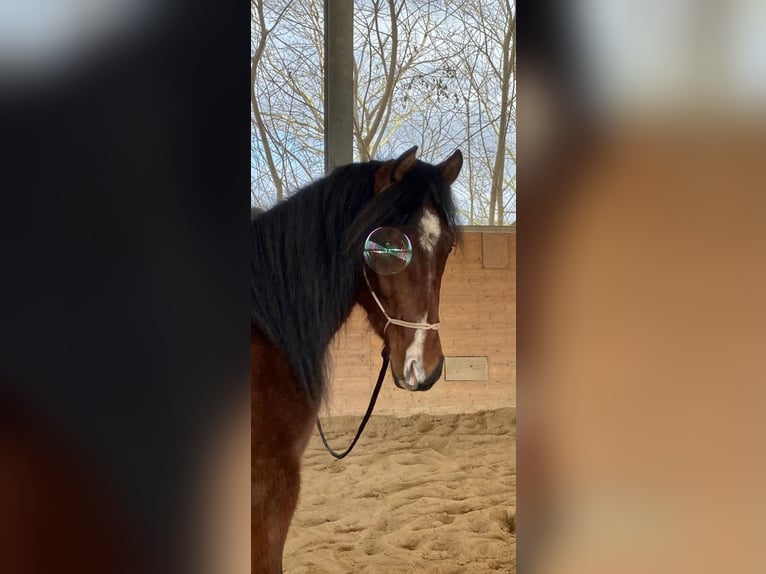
[364,227,413,275]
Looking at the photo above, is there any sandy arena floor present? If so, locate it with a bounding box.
[283,408,516,573]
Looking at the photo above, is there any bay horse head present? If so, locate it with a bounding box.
[352,146,463,392]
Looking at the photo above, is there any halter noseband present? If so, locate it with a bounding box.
[363,266,440,333]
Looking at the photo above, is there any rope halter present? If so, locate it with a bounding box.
[363,266,440,334]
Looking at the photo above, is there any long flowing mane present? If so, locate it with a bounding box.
[251,159,460,405]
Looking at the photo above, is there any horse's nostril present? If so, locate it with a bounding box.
[406,360,417,384]
[415,356,444,391]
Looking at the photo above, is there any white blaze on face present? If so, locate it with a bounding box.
[418,208,442,254]
[399,209,442,388]
[403,314,429,388]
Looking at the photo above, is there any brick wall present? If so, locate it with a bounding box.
[324,229,515,416]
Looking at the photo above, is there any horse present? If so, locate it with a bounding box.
[251,146,463,572]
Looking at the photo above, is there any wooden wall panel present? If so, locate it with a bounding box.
[324,230,515,416]
[444,357,489,381]
[482,232,511,268]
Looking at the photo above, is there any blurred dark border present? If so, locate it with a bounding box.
[516,1,587,570]
[0,2,250,572]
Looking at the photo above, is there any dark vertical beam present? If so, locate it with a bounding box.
[324,0,354,173]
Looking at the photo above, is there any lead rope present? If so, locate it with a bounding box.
[316,348,389,460]
[316,266,440,459]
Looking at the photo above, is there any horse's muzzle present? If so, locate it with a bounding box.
[394,356,444,392]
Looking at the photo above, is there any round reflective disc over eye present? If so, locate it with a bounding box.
[363,227,413,275]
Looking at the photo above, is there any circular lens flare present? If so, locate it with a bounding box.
[363,227,413,275]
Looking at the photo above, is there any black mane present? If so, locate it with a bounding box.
[251,159,460,405]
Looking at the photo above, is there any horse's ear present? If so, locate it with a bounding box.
[438,149,463,185]
[392,146,418,181]
[373,145,419,194]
